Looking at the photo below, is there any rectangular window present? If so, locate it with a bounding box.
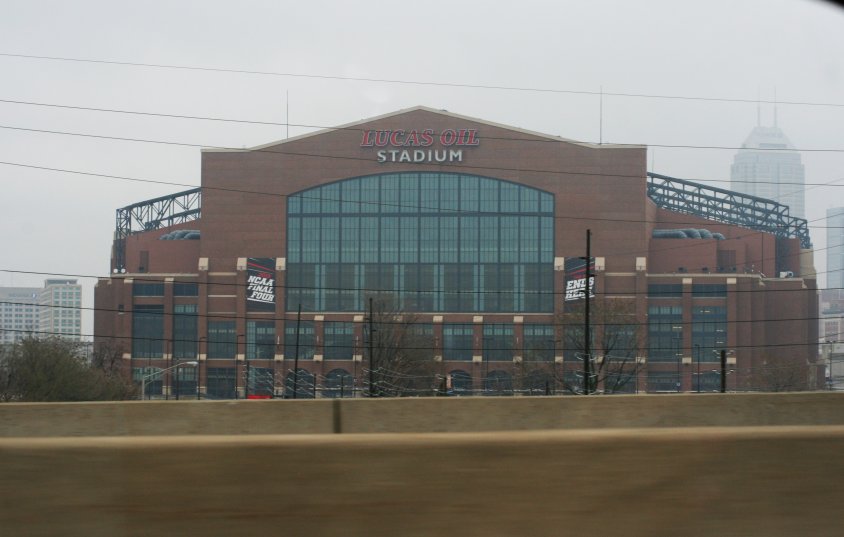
[207,367,235,399]
[132,305,163,358]
[460,175,479,212]
[173,304,197,359]
[324,321,355,360]
[380,217,399,263]
[302,189,320,213]
[207,321,236,359]
[400,217,419,263]
[440,174,459,212]
[321,217,340,263]
[520,188,539,212]
[692,306,727,362]
[501,183,519,212]
[321,183,340,213]
[301,217,321,263]
[648,284,683,298]
[459,217,479,263]
[483,324,514,361]
[247,367,275,398]
[479,178,499,212]
[647,305,683,362]
[247,320,275,360]
[439,217,458,263]
[133,366,163,397]
[360,217,379,263]
[420,217,439,263]
[287,217,301,263]
[340,217,360,263]
[692,284,727,297]
[341,180,361,213]
[285,321,315,360]
[172,364,198,398]
[173,282,199,296]
[524,324,554,362]
[647,371,680,392]
[443,323,474,361]
[132,281,164,296]
[479,217,499,264]
[360,176,380,213]
[420,173,439,212]
[381,174,399,213]
[399,174,419,213]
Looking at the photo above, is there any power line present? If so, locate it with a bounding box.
[2,299,839,331]
[2,52,844,109]
[0,325,834,354]
[1,160,842,236]
[0,266,839,300]
[3,96,844,154]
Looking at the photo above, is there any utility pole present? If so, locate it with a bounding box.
[293,304,301,399]
[368,297,375,397]
[583,229,591,395]
[720,349,727,393]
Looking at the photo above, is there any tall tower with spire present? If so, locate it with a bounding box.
[730,109,806,219]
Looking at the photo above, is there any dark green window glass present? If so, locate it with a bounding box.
[286,173,554,313]
[285,321,315,360]
[647,306,683,362]
[247,320,275,360]
[524,324,555,362]
[132,305,163,358]
[483,324,514,361]
[444,323,474,361]
[173,304,197,359]
[692,306,727,362]
[208,321,236,359]
[324,321,355,360]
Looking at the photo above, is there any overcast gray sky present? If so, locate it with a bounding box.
[1,0,843,336]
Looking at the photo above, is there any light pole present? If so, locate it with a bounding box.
[234,334,244,399]
[197,336,206,400]
[140,361,198,400]
[675,337,681,392]
[694,343,701,393]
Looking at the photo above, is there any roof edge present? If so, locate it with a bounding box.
[201,105,645,153]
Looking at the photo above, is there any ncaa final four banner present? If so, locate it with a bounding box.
[246,258,276,312]
[564,257,596,308]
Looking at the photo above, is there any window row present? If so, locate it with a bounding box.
[285,263,554,312]
[287,173,554,215]
[287,215,554,264]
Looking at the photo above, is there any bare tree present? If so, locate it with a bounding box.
[558,298,642,394]
[0,337,136,402]
[753,355,810,392]
[364,297,438,397]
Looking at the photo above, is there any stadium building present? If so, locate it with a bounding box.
[94,107,821,398]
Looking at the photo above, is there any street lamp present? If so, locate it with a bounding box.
[234,334,244,399]
[140,361,198,400]
[694,343,701,393]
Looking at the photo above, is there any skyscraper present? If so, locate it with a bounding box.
[0,279,82,344]
[827,207,844,290]
[39,279,82,340]
[731,124,805,219]
[0,286,40,344]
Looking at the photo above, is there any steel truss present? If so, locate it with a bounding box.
[647,172,811,249]
[113,188,201,272]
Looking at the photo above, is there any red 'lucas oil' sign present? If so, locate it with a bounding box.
[360,128,480,163]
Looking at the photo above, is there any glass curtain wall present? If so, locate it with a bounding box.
[287,173,554,313]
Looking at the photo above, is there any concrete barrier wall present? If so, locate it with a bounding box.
[3,392,844,437]
[2,426,843,537]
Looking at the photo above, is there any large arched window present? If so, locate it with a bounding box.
[286,172,554,313]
